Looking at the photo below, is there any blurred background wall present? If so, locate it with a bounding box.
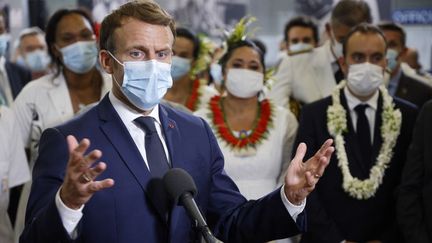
[3,0,432,70]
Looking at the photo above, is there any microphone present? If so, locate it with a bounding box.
[163,168,217,243]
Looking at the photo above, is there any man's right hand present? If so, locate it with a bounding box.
[60,135,115,209]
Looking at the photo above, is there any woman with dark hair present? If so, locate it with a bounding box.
[195,34,298,198]
[163,27,218,112]
[12,9,111,238]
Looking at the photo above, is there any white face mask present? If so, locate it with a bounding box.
[288,42,313,54]
[225,68,264,98]
[347,62,383,97]
[330,30,343,59]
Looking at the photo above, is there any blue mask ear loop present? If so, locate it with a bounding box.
[106,51,125,88]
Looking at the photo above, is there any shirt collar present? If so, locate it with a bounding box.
[343,86,379,112]
[108,91,161,126]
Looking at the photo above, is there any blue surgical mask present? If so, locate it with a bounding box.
[0,34,10,57]
[24,50,51,72]
[109,52,173,110]
[171,56,191,80]
[210,63,223,86]
[386,49,399,72]
[59,41,98,74]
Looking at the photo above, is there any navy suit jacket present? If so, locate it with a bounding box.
[395,71,432,109]
[397,100,432,243]
[20,94,303,243]
[296,91,417,243]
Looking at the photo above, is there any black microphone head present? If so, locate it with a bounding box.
[163,168,197,205]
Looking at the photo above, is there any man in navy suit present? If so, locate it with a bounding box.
[296,24,417,243]
[20,2,334,243]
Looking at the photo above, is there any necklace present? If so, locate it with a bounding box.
[185,78,202,111]
[208,95,274,156]
[327,80,402,199]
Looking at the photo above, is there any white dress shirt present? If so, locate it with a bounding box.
[55,92,305,238]
[344,87,379,143]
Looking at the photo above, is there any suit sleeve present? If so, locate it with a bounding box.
[294,104,344,243]
[397,102,431,243]
[198,118,303,243]
[20,128,79,243]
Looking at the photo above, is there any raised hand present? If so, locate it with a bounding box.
[60,135,115,209]
[284,139,334,205]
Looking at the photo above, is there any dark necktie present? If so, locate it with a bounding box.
[334,66,344,84]
[354,104,372,166]
[135,116,170,178]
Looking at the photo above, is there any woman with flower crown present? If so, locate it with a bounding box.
[294,24,418,243]
[194,18,298,204]
[163,27,218,112]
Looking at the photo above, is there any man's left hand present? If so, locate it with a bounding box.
[284,139,334,205]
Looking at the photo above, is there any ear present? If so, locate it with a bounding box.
[339,55,348,77]
[99,50,113,74]
[398,47,408,61]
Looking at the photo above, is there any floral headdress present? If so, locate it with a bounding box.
[189,34,214,77]
[221,16,274,82]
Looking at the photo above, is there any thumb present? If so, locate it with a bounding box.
[67,135,79,153]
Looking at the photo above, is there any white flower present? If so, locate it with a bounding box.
[327,81,401,200]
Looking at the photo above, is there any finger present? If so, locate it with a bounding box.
[315,139,333,158]
[305,171,317,188]
[86,162,107,181]
[292,142,307,164]
[87,179,115,193]
[67,135,79,153]
[72,149,103,174]
[69,138,91,167]
[314,155,331,180]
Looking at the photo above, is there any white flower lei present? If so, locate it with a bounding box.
[327,80,402,200]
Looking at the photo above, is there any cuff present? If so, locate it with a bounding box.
[280,184,306,222]
[55,187,84,239]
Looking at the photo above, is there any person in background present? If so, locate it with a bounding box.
[0,105,30,243]
[295,23,417,243]
[269,0,372,107]
[283,15,319,56]
[19,2,335,242]
[0,12,31,107]
[12,8,111,240]
[164,27,217,112]
[194,36,299,242]
[397,100,432,243]
[378,21,432,108]
[400,47,432,84]
[14,27,52,80]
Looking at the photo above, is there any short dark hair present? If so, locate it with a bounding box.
[175,27,200,59]
[219,39,265,75]
[283,15,319,44]
[377,21,406,47]
[100,1,175,53]
[45,9,94,72]
[331,0,372,27]
[342,23,387,57]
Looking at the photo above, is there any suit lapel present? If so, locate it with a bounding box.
[98,95,168,226]
[340,92,370,177]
